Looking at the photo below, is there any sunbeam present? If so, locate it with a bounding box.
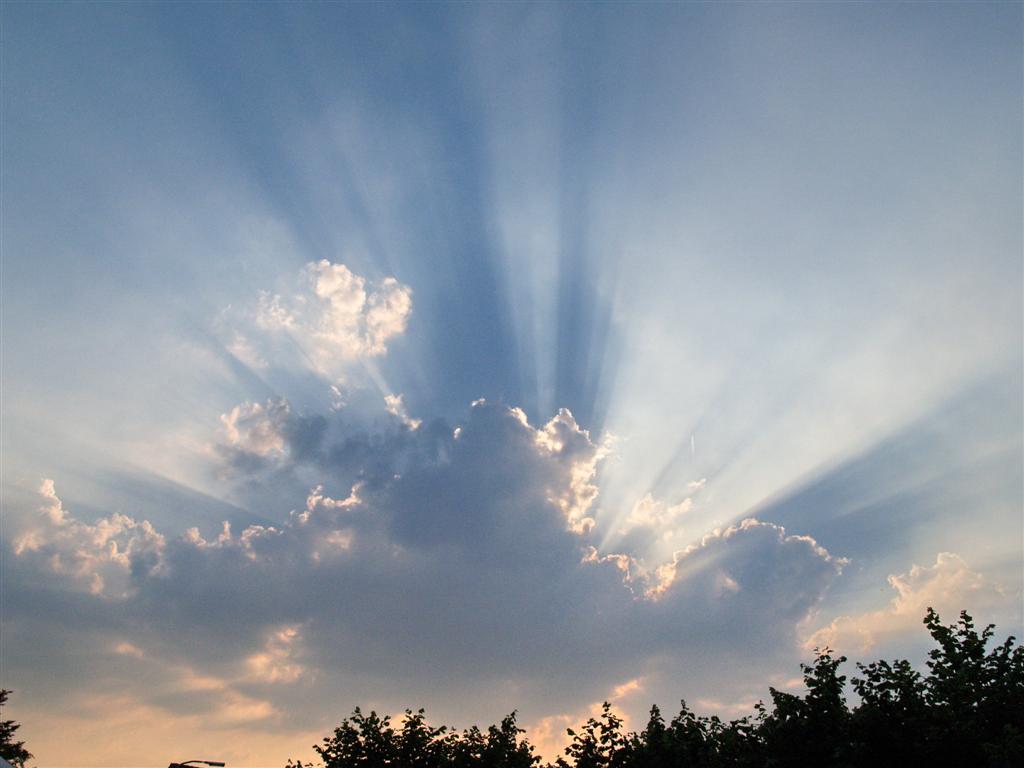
[2,3,1020,765]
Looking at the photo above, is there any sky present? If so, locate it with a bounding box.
[1,2,1021,766]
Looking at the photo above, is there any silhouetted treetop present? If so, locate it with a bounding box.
[291,609,1024,768]
[0,690,32,768]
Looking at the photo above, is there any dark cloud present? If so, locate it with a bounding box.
[7,400,845,732]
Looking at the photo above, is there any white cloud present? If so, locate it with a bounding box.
[384,393,422,430]
[532,406,613,534]
[220,399,291,458]
[257,260,412,371]
[212,260,412,390]
[363,277,414,354]
[623,492,693,536]
[214,397,329,483]
[805,552,1010,654]
[14,479,166,597]
[245,625,307,684]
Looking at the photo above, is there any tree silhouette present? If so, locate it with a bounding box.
[0,690,32,768]
[849,657,927,765]
[757,647,851,767]
[449,714,539,768]
[293,608,1024,768]
[556,702,626,768]
[917,608,1024,767]
[290,709,538,768]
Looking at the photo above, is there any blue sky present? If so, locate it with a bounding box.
[2,2,1021,765]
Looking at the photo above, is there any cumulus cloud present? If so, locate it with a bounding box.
[529,407,612,534]
[260,260,412,360]
[14,478,166,597]
[16,403,621,663]
[221,399,291,459]
[610,518,850,662]
[805,552,1010,654]
[623,493,693,536]
[220,259,412,383]
[217,397,327,474]
[9,400,849,762]
[209,391,439,520]
[650,518,846,603]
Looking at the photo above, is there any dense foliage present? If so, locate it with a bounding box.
[289,708,538,768]
[291,609,1024,768]
[0,689,32,768]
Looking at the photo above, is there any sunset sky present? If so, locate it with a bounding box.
[2,2,1021,766]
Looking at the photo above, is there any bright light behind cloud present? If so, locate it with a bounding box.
[2,2,1020,766]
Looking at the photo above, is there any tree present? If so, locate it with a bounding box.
[918,608,1024,768]
[313,707,400,768]
[757,648,851,767]
[0,690,32,768]
[396,709,449,768]
[291,608,1023,768]
[621,705,672,768]
[449,713,539,768]
[849,657,927,765]
[292,708,539,768]
[556,702,626,768]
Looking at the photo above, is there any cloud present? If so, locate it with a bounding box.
[221,259,412,383]
[258,260,412,360]
[113,641,146,659]
[9,400,847,761]
[650,518,845,603]
[622,493,693,536]
[245,625,307,684]
[613,518,849,664]
[220,399,290,459]
[384,393,422,430]
[209,390,433,520]
[217,397,328,474]
[805,552,1010,654]
[13,479,166,597]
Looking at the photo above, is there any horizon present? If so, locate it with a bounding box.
[1,2,1022,766]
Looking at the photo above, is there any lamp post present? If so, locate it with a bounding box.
[167,761,226,768]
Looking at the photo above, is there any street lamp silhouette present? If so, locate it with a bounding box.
[168,761,225,768]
